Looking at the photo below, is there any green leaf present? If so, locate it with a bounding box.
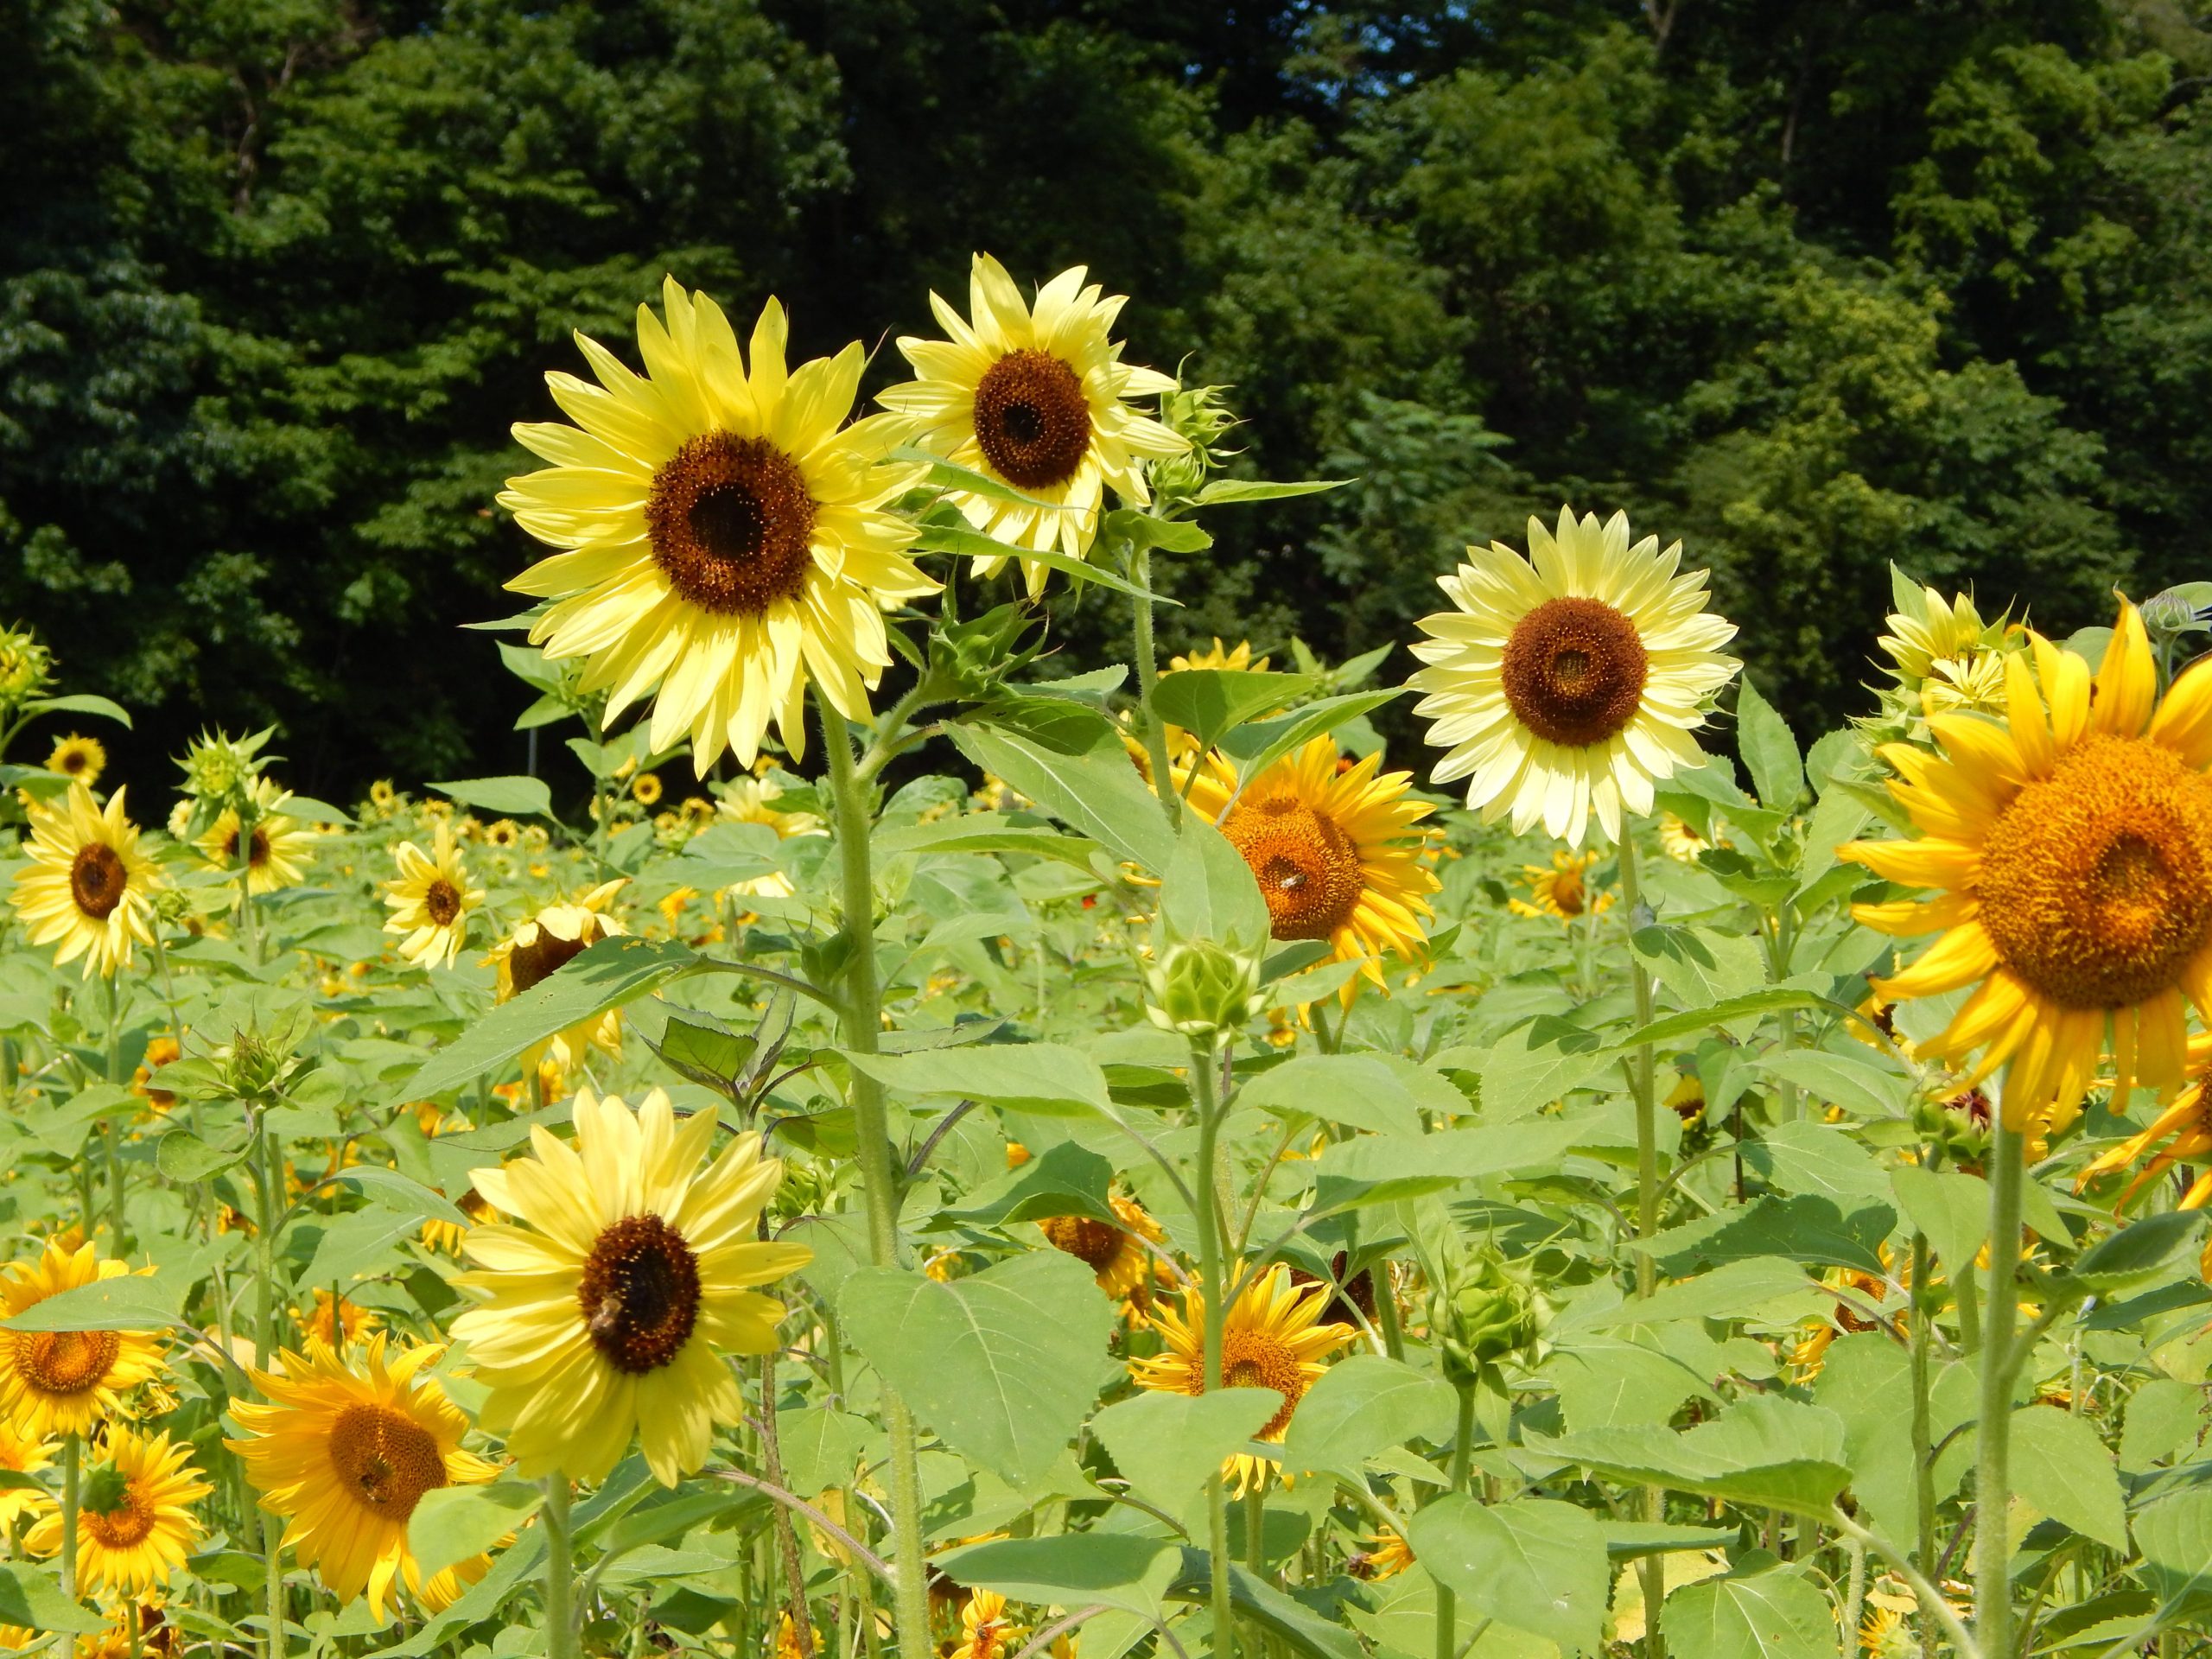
[1190,478,1350,505]
[949,721,1178,875]
[280,795,357,826]
[321,1165,469,1226]
[1583,1259,1815,1328]
[394,938,698,1104]
[1647,1194,1895,1274]
[406,1481,544,1581]
[938,1141,1119,1228]
[1661,1558,1833,1659]
[839,1252,1116,1490]
[1734,677,1804,813]
[1631,925,1767,1011]
[428,774,554,817]
[942,1534,1180,1618]
[912,518,1175,603]
[1217,689,1407,784]
[773,1408,871,1497]
[2011,1405,2127,1548]
[156,1128,250,1183]
[1165,1551,1365,1659]
[896,447,1066,510]
[2119,1378,2202,1473]
[0,1272,182,1332]
[1813,1336,1976,1548]
[1620,988,1841,1051]
[1314,1119,1582,1209]
[22,692,132,729]
[1281,1355,1460,1474]
[1239,1056,1424,1138]
[1753,1048,1912,1120]
[0,1560,110,1633]
[2072,1210,2206,1293]
[1542,1333,1718,1432]
[1529,1395,1852,1511]
[873,814,1103,868]
[2134,1489,2212,1617]
[1889,1167,1988,1281]
[1478,1016,1618,1120]
[846,1042,1115,1119]
[1092,1389,1281,1517]
[1156,812,1270,957]
[1150,671,1315,753]
[1739,1120,1893,1206]
[1408,1495,1608,1656]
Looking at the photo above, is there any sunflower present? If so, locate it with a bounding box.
[10,785,159,979]
[1408,507,1740,848]
[24,1427,208,1597]
[45,734,105,788]
[0,1422,54,1529]
[1840,601,2212,1131]
[483,819,521,849]
[449,1088,811,1484]
[1038,1192,1171,1308]
[420,1191,495,1256]
[1664,1071,1707,1124]
[484,880,630,1074]
[0,1242,166,1437]
[948,1590,1022,1659]
[297,1289,379,1350]
[1178,737,1437,998]
[194,777,318,894]
[499,278,935,773]
[1129,1263,1357,1497]
[1657,810,1720,863]
[1167,639,1269,674]
[368,779,397,811]
[631,771,663,806]
[226,1335,499,1620]
[2078,1030,2212,1208]
[381,821,484,971]
[715,775,827,899]
[880,254,1186,588]
[1351,1527,1414,1580]
[1510,849,1614,922]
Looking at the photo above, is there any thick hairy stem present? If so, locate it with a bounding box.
[543,1477,576,1659]
[1976,1122,2027,1657]
[1131,543,1181,830]
[1437,1382,1478,1659]
[1191,1039,1232,1659]
[1616,830,1668,1659]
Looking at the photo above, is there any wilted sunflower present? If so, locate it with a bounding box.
[195,777,318,894]
[1841,601,2212,1129]
[485,880,629,1073]
[1510,849,1615,921]
[880,254,1186,587]
[25,1426,209,1597]
[0,1241,165,1436]
[1038,1192,1171,1308]
[1408,507,1740,847]
[1179,737,1437,998]
[500,277,935,772]
[227,1335,499,1620]
[449,1088,811,1484]
[0,1423,54,1530]
[10,785,159,979]
[1129,1263,1356,1496]
[381,821,484,971]
[45,734,105,788]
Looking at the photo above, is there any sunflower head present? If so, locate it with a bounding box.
[24,1425,209,1598]
[45,734,106,787]
[486,880,630,1072]
[9,785,161,980]
[383,821,484,971]
[1510,849,1614,922]
[1166,638,1268,675]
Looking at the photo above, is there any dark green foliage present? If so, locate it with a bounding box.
[3,0,2207,791]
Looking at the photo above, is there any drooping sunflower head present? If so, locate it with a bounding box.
[23,1425,209,1598]
[1037,1192,1168,1308]
[382,820,484,972]
[226,1335,499,1620]
[500,277,936,772]
[1179,736,1438,999]
[1843,601,2212,1132]
[485,880,630,1073]
[194,777,318,895]
[449,1088,812,1484]
[45,734,106,788]
[880,254,1187,588]
[0,1243,166,1439]
[10,784,161,980]
[1408,507,1740,847]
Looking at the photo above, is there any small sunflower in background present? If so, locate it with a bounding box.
[367,779,397,812]
[382,820,485,970]
[1168,638,1269,674]
[500,276,936,772]
[1179,736,1437,1001]
[44,734,105,788]
[1510,849,1614,922]
[296,1288,379,1350]
[1037,1191,1173,1312]
[227,1335,499,1619]
[481,818,520,849]
[0,1242,165,1437]
[631,770,663,806]
[880,253,1187,587]
[0,1423,54,1531]
[10,785,160,980]
[484,880,629,1073]
[946,1589,1022,1659]
[195,777,319,894]
[449,1088,812,1484]
[24,1426,210,1596]
[1350,1526,1414,1580]
[1657,810,1724,862]
[1408,506,1740,848]
[1129,1263,1357,1496]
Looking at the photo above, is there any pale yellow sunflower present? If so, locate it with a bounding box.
[1408,507,1740,847]
[1129,1263,1357,1496]
[1841,601,2212,1131]
[880,254,1186,588]
[44,734,105,788]
[499,277,935,772]
[484,880,630,1074]
[1037,1192,1172,1309]
[227,1335,499,1620]
[449,1088,811,1484]
[0,1242,166,1437]
[25,1426,209,1597]
[1179,737,1437,999]
[483,818,521,849]
[194,776,318,894]
[1878,584,1999,682]
[10,784,159,979]
[381,821,484,970]
[1510,849,1615,922]
[1656,810,1720,862]
[368,779,398,811]
[0,1421,54,1530]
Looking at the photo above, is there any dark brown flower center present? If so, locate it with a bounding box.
[70,843,127,920]
[972,349,1092,490]
[15,1328,121,1395]
[423,879,461,927]
[645,432,817,616]
[576,1213,701,1374]
[1220,797,1364,941]
[59,749,88,775]
[219,825,271,868]
[1500,595,1649,747]
[327,1402,448,1518]
[1039,1216,1127,1272]
[506,925,597,996]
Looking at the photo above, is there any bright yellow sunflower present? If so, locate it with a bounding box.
[0,1421,54,1530]
[1037,1192,1172,1310]
[1167,639,1269,674]
[880,254,1186,588]
[296,1289,378,1350]
[1354,1527,1414,1580]
[0,1241,166,1437]
[1128,1263,1357,1496]
[1408,507,1740,848]
[449,1087,811,1484]
[24,1426,209,1597]
[1840,601,2212,1130]
[44,734,105,788]
[381,821,484,971]
[1179,737,1437,999]
[1510,849,1615,922]
[227,1334,499,1620]
[2079,1029,2212,1209]
[194,777,319,894]
[947,1589,1022,1659]
[484,880,629,1074]
[499,277,935,772]
[10,784,159,979]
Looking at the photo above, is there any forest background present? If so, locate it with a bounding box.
[5,0,2209,797]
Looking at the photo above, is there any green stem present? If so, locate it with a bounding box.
[60,1432,79,1601]
[1910,1230,1941,1659]
[235,821,259,966]
[103,972,125,1247]
[1436,1382,1477,1659]
[1843,1531,1869,1657]
[1131,543,1180,830]
[264,1504,287,1659]
[1616,830,1667,1659]
[1190,1035,1232,1659]
[1374,1262,1405,1362]
[1976,1122,2026,1657]
[543,1476,576,1659]
[821,700,931,1659]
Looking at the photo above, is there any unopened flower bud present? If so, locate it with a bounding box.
[1429,1250,1546,1385]
[1145,938,1263,1041]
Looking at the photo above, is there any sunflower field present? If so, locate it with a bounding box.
[3,251,2212,1659]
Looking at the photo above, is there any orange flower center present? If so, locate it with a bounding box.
[1218,1330,1306,1439]
[327,1402,448,1519]
[84,1487,155,1549]
[1039,1217,1127,1272]
[15,1329,121,1395]
[423,879,461,927]
[1220,796,1363,941]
